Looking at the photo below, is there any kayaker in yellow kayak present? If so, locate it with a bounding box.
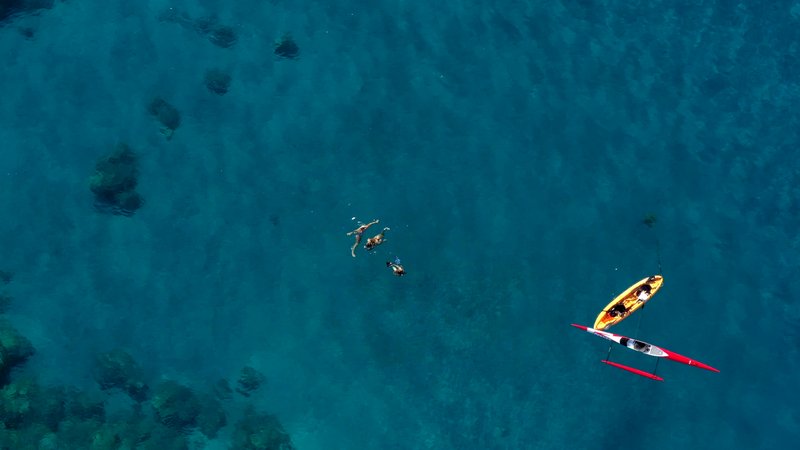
[635,283,652,301]
[594,276,663,330]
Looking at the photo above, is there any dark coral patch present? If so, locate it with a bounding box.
[92,349,149,402]
[151,381,202,430]
[209,25,237,48]
[235,366,265,397]
[232,406,295,450]
[274,33,300,59]
[147,97,181,139]
[1,0,54,24]
[89,144,144,216]
[204,69,232,95]
[0,320,35,386]
[148,97,181,130]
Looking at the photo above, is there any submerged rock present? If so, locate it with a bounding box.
[196,395,226,438]
[157,7,238,49]
[0,320,35,386]
[147,97,181,139]
[204,69,232,95]
[212,378,233,401]
[89,144,144,216]
[0,0,54,24]
[151,380,201,430]
[642,213,657,228]
[274,33,299,59]
[235,366,265,397]
[92,349,149,402]
[0,293,11,313]
[231,406,295,450]
[0,269,12,313]
[0,270,12,284]
[208,25,237,48]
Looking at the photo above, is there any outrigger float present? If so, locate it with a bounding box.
[571,324,719,381]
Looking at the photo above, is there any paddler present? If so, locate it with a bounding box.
[635,283,652,302]
[608,303,627,318]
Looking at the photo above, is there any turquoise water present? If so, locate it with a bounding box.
[1,1,798,448]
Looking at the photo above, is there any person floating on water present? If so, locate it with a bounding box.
[365,227,390,251]
[347,219,380,257]
[386,257,405,276]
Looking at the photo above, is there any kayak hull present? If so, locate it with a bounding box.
[571,324,720,377]
[594,275,663,330]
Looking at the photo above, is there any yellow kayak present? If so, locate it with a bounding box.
[593,275,663,330]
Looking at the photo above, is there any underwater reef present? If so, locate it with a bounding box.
[231,406,295,450]
[642,213,657,228]
[92,349,149,402]
[0,321,34,386]
[204,69,232,95]
[157,8,238,49]
[0,340,295,448]
[208,25,237,48]
[89,143,144,216]
[0,270,12,314]
[274,34,299,59]
[147,97,182,139]
[0,293,294,449]
[0,0,54,24]
[235,366,266,397]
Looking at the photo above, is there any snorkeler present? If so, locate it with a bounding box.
[365,227,390,251]
[347,219,380,257]
[386,258,406,276]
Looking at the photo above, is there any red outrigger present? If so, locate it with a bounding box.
[571,324,719,381]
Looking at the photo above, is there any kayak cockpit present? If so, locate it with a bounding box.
[620,337,667,357]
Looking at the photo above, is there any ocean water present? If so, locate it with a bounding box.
[0,0,798,448]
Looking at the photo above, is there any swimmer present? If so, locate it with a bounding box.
[365,227,390,251]
[346,219,379,257]
[386,258,406,276]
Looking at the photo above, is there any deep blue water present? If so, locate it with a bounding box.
[1,0,798,448]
